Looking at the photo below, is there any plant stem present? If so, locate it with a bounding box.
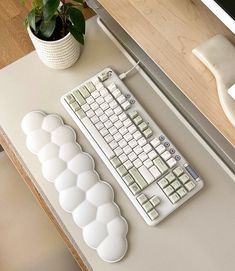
[61,0,66,36]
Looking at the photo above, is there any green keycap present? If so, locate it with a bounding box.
[70,101,80,111]
[79,85,90,98]
[154,157,168,174]
[117,165,128,177]
[173,166,184,177]
[142,201,153,212]
[72,89,86,105]
[138,122,148,132]
[129,183,141,195]
[64,94,75,104]
[143,128,153,138]
[129,167,148,189]
[165,172,175,183]
[137,194,148,205]
[111,157,121,168]
[85,81,96,92]
[123,174,135,186]
[75,109,86,119]
[133,115,142,125]
[129,111,138,119]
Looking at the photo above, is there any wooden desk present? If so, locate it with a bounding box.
[97,0,235,147]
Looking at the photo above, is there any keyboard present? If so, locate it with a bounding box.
[61,67,204,226]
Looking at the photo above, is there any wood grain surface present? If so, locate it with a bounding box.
[97,0,235,147]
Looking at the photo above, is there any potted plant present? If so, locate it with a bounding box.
[24,0,86,69]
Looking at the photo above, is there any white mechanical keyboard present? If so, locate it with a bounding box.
[61,68,204,226]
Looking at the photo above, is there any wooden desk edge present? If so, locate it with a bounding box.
[0,127,90,271]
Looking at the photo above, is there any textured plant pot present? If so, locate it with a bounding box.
[28,26,81,69]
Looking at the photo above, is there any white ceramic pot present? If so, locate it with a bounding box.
[28,26,81,69]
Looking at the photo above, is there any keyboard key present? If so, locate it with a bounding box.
[149,195,160,207]
[169,193,180,204]
[100,88,109,97]
[128,152,137,162]
[142,201,153,212]
[104,134,113,143]
[91,102,99,111]
[133,116,142,125]
[158,178,168,189]
[107,83,117,92]
[72,90,86,105]
[95,121,104,130]
[139,152,148,162]
[148,209,159,220]
[109,126,118,135]
[139,122,148,132]
[123,118,132,128]
[96,82,104,90]
[95,108,103,117]
[164,185,174,196]
[114,146,123,156]
[119,127,128,135]
[113,88,121,98]
[119,139,127,148]
[124,160,133,170]
[85,81,96,92]
[173,166,184,177]
[156,144,166,154]
[129,183,141,195]
[114,120,123,129]
[70,101,80,111]
[104,120,113,129]
[110,100,118,109]
[143,128,153,138]
[65,93,75,104]
[75,109,86,119]
[100,128,108,137]
[133,131,142,140]
[114,132,122,142]
[119,112,127,121]
[161,151,171,161]
[129,111,138,119]
[79,85,90,98]
[117,165,128,177]
[124,133,133,141]
[86,96,95,104]
[144,159,153,168]
[143,143,152,153]
[148,150,157,160]
[121,100,131,110]
[165,172,175,183]
[111,157,121,168]
[97,97,104,105]
[137,194,148,205]
[105,108,113,117]
[154,157,168,174]
[119,153,128,163]
[149,166,161,179]
[123,145,132,155]
[91,115,99,124]
[109,140,118,149]
[105,94,113,103]
[167,157,177,168]
[133,158,142,168]
[114,106,122,115]
[150,138,160,148]
[123,174,135,186]
[86,110,95,118]
[138,137,147,147]
[128,125,137,134]
[129,139,137,148]
[117,94,126,104]
[110,114,118,123]
[100,114,108,123]
[129,167,148,189]
[185,181,196,191]
[171,180,181,190]
[100,102,109,111]
[177,187,187,198]
[138,165,154,184]
[133,145,142,155]
[98,70,109,81]
[179,174,190,184]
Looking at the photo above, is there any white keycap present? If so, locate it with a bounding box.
[129,139,137,148]
[91,76,99,85]
[124,133,133,141]
[139,152,148,162]
[110,126,118,135]
[110,114,118,123]
[114,120,123,129]
[113,88,121,98]
[100,102,109,111]
[143,143,152,153]
[119,112,127,121]
[119,139,127,148]
[124,160,133,170]
[100,128,108,137]
[86,96,94,104]
[139,165,154,184]
[133,131,142,140]
[144,159,153,168]
[185,181,196,191]
[104,120,112,129]
[114,146,123,156]
[97,96,104,105]
[123,145,132,155]
[110,100,118,109]
[100,88,109,97]
[164,185,174,196]
[91,90,100,98]
[114,132,122,142]
[117,94,126,104]
[100,114,108,123]
[167,157,177,168]
[109,140,118,149]
[138,137,147,147]
[169,193,180,204]
[156,144,166,154]
[86,109,95,118]
[149,166,161,179]
[81,117,115,159]
[107,83,117,92]
[105,94,113,103]
[119,153,128,163]
[150,138,160,148]
[133,145,142,155]
[91,102,99,111]
[161,151,171,161]
[148,150,157,160]
[123,118,132,128]
[96,82,104,90]
[121,100,131,110]
[95,108,103,117]
[128,152,137,162]
[133,158,142,168]
[104,134,113,143]
[119,127,128,135]
[114,106,122,115]
[105,108,113,117]
[128,125,137,134]
[95,121,104,130]
[91,115,99,124]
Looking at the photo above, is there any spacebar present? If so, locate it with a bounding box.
[81,117,115,159]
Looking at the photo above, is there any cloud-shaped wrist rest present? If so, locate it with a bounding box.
[21,111,128,263]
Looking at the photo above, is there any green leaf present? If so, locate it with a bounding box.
[43,0,60,21]
[39,15,56,38]
[27,9,36,31]
[69,24,84,45]
[69,7,85,34]
[72,0,84,4]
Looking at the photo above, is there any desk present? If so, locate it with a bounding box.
[1,16,235,271]
[97,0,235,149]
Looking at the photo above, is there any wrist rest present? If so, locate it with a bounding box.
[21,111,128,263]
[193,34,235,127]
